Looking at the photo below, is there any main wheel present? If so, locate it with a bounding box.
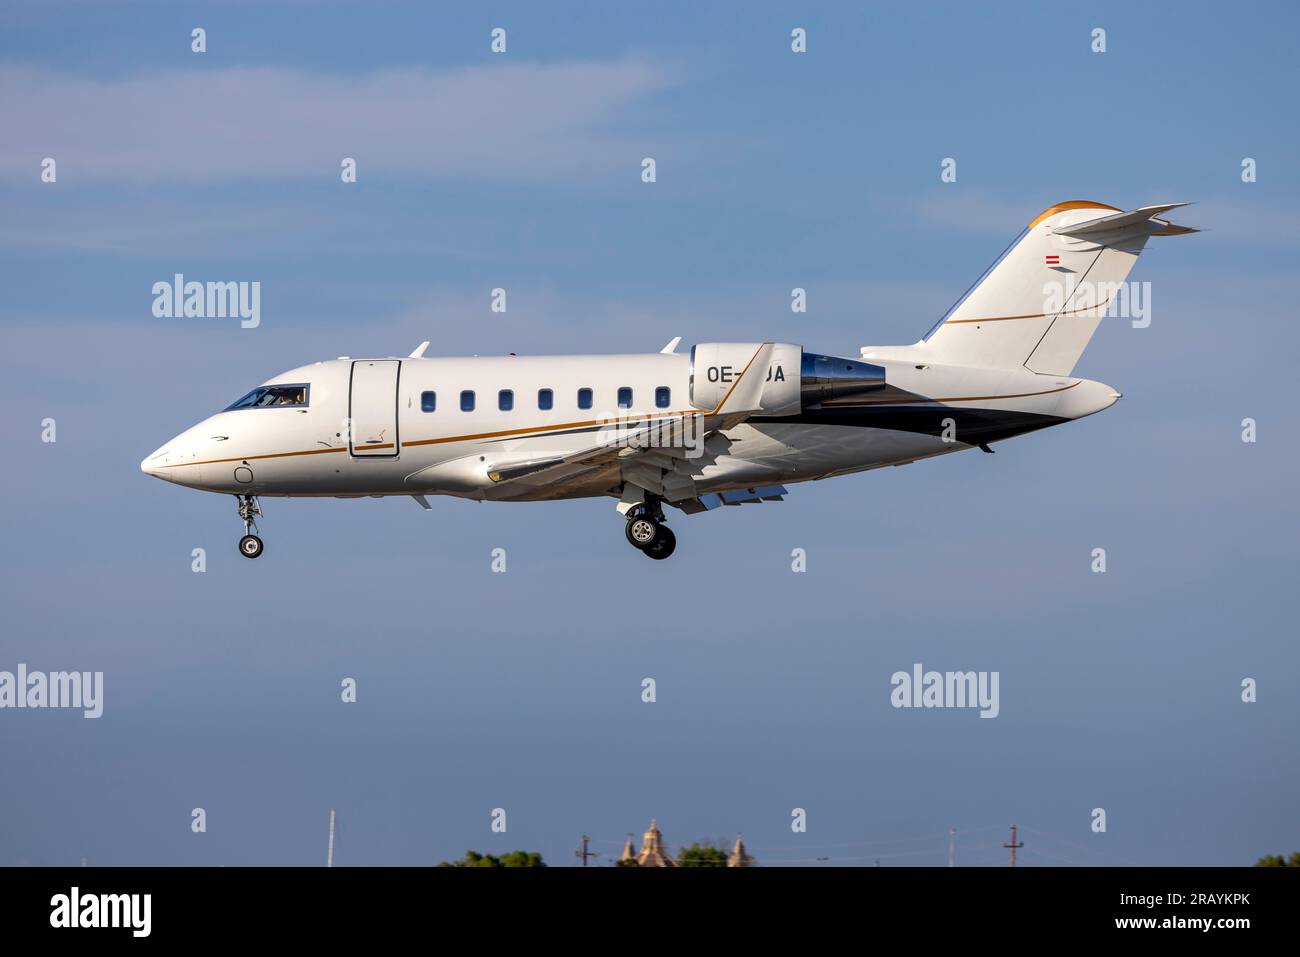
[625,515,660,549]
[239,534,264,559]
[642,525,676,560]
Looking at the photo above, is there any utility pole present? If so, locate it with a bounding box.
[574,834,601,867]
[1002,823,1023,867]
[948,827,956,867]
[327,809,336,868]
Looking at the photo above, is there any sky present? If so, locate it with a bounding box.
[1,0,1297,867]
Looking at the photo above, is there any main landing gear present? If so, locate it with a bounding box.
[236,494,264,559]
[624,502,676,560]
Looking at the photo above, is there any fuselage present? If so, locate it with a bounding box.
[140,346,1120,505]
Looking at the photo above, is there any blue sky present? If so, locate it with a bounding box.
[1,0,1297,866]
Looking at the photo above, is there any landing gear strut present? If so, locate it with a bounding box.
[236,494,264,559]
[624,500,677,560]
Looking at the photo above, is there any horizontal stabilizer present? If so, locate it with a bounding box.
[1053,203,1197,239]
[1151,221,1199,237]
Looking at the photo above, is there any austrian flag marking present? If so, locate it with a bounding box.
[1045,255,1061,266]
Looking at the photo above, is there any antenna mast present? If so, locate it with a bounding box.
[327,809,336,868]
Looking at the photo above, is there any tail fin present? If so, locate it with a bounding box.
[918,201,1197,374]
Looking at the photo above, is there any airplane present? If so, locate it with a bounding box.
[141,200,1195,560]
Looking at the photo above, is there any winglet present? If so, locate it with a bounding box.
[660,336,682,354]
[712,342,774,415]
[408,341,430,359]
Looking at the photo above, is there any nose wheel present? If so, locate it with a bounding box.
[236,494,264,559]
[624,502,677,560]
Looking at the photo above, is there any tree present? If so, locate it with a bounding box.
[1254,852,1300,867]
[437,850,546,867]
[676,841,729,867]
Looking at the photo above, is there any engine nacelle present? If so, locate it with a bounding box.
[799,352,887,404]
[689,343,886,414]
[689,342,802,415]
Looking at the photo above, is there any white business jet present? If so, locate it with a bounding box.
[142,201,1194,560]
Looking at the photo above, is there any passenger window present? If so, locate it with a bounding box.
[617,387,633,409]
[499,389,514,412]
[577,387,593,410]
[538,388,553,411]
[460,390,475,412]
[655,386,670,408]
[421,391,436,413]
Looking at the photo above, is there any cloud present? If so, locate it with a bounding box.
[0,197,340,256]
[380,278,955,358]
[0,195,477,258]
[1184,197,1300,246]
[910,192,1037,234]
[0,59,676,183]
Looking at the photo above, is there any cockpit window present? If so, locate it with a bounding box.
[223,384,310,411]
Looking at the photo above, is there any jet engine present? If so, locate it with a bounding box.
[689,343,885,414]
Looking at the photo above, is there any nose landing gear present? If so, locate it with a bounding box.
[236,494,264,559]
[624,501,677,560]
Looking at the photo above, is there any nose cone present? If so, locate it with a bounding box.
[141,445,175,481]
[140,434,207,487]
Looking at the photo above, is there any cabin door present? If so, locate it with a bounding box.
[349,360,401,457]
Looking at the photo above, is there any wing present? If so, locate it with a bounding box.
[674,485,789,514]
[480,416,699,497]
